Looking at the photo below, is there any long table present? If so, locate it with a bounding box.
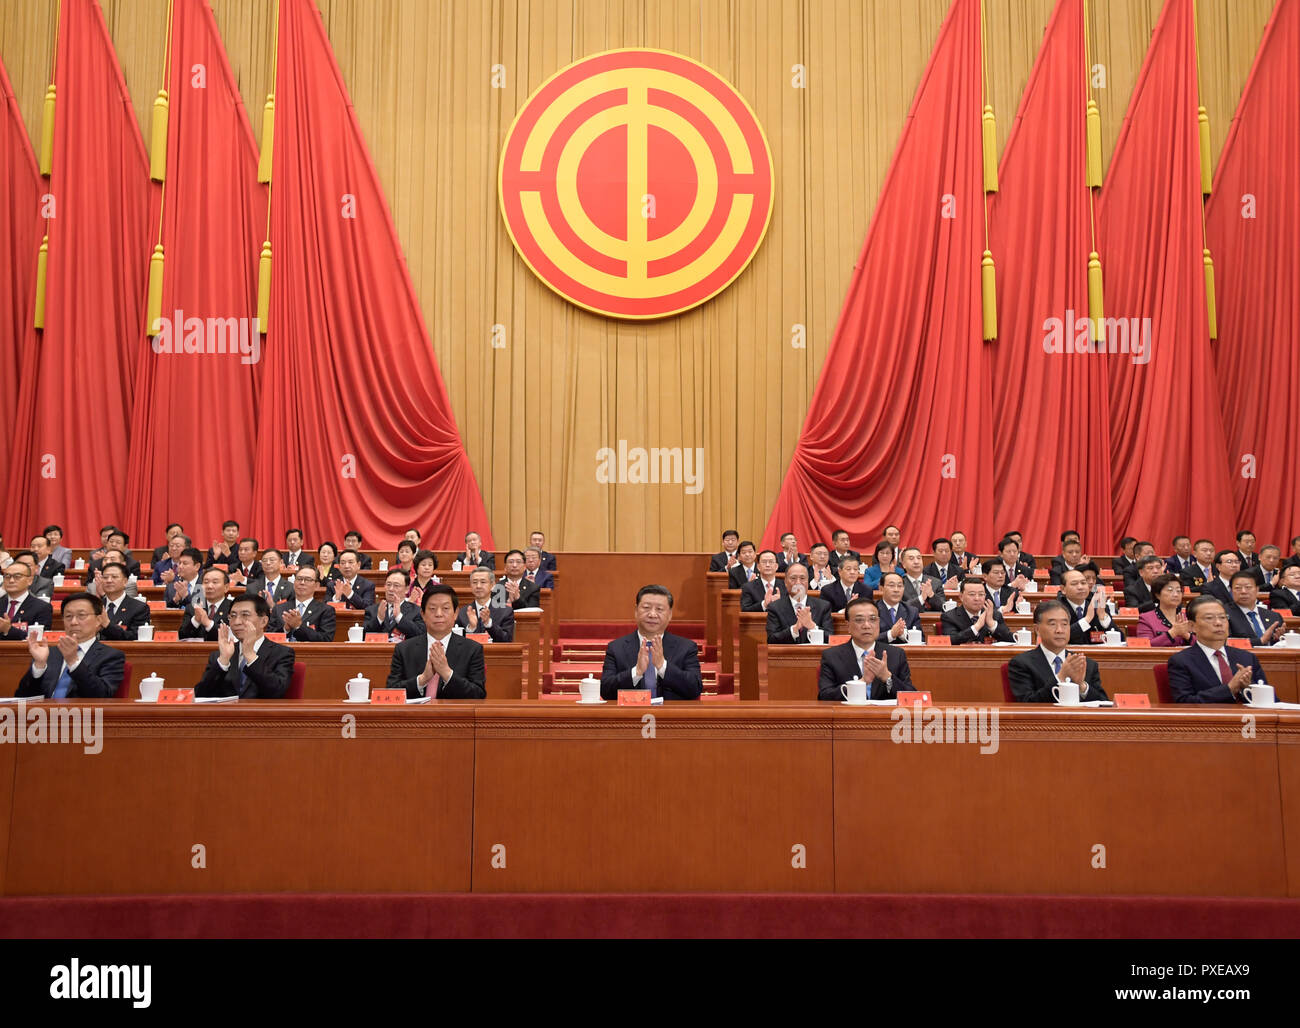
[1,702,1295,897]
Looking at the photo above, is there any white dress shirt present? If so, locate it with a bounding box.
[424,632,456,694]
[31,636,95,677]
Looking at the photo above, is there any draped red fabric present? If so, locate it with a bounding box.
[1097,0,1235,544]
[121,0,265,546]
[8,0,150,544]
[248,0,492,548]
[1207,0,1300,544]
[0,55,41,540]
[987,0,1113,556]
[762,0,991,551]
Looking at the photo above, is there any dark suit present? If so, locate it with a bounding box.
[151,544,170,564]
[900,574,945,613]
[271,598,337,642]
[89,555,141,579]
[1049,558,1086,586]
[1113,554,1134,579]
[99,595,152,641]
[0,594,54,640]
[332,575,374,611]
[496,576,542,610]
[984,585,1021,611]
[1268,586,1300,616]
[875,599,921,643]
[537,550,557,572]
[29,577,54,602]
[1201,578,1234,607]
[1007,647,1106,703]
[1237,550,1260,570]
[258,576,296,605]
[456,550,496,570]
[387,633,486,699]
[1165,554,1194,576]
[741,577,787,612]
[994,559,1035,583]
[283,550,314,570]
[151,557,180,585]
[1123,578,1157,613]
[1056,599,1112,645]
[924,560,964,586]
[195,637,296,698]
[776,552,807,573]
[366,599,426,641]
[33,556,65,580]
[1251,566,1281,592]
[204,546,237,570]
[524,569,554,591]
[355,553,373,570]
[1226,604,1283,646]
[727,563,760,589]
[179,596,234,641]
[817,640,914,700]
[164,576,203,609]
[765,595,833,643]
[1168,645,1265,703]
[818,580,872,612]
[599,631,702,701]
[709,550,741,573]
[15,640,125,699]
[454,601,514,642]
[826,549,861,573]
[1180,563,1215,592]
[941,605,1013,644]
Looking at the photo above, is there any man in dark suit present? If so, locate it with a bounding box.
[1112,537,1138,580]
[15,592,125,699]
[727,541,760,588]
[924,537,964,588]
[455,567,514,642]
[1119,541,1157,584]
[1007,599,1106,702]
[741,550,786,612]
[11,553,55,602]
[1225,572,1284,646]
[993,537,1035,584]
[88,531,142,580]
[775,533,807,573]
[765,564,832,643]
[342,531,373,570]
[875,571,921,644]
[806,543,837,590]
[455,531,495,570]
[152,532,191,585]
[330,549,375,611]
[366,569,428,641]
[1059,569,1114,644]
[528,531,557,572]
[496,550,543,609]
[227,537,266,592]
[195,594,296,699]
[941,577,1014,644]
[898,548,945,613]
[817,596,914,700]
[151,523,186,564]
[827,530,861,574]
[819,557,872,613]
[29,534,65,581]
[1165,535,1195,576]
[600,584,702,700]
[180,568,235,641]
[1252,545,1284,592]
[523,547,555,590]
[709,529,742,572]
[1179,538,1218,593]
[271,565,337,643]
[1168,596,1267,703]
[164,547,206,608]
[205,520,242,570]
[0,561,54,640]
[283,528,312,571]
[1005,531,1035,568]
[1201,550,1241,607]
[1123,556,1164,613]
[1235,530,1260,570]
[1049,534,1089,586]
[257,549,295,606]
[1288,535,1300,570]
[1268,564,1300,615]
[387,584,487,698]
[97,563,152,640]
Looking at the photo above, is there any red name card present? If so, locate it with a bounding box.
[466,633,491,643]
[1226,637,1253,649]
[1118,607,1139,617]
[828,634,851,645]
[1114,693,1151,708]
[265,632,288,642]
[617,689,651,705]
[147,601,167,611]
[157,689,195,703]
[1126,636,1151,647]
[927,634,951,645]
[41,630,66,642]
[329,602,347,610]
[364,633,390,643]
[897,690,932,707]
[1033,568,1048,578]
[1044,585,1060,595]
[152,631,178,641]
[370,689,407,704]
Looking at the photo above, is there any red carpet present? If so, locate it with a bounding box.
[2,893,1296,938]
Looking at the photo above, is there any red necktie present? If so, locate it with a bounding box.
[1214,649,1232,685]
[5,599,16,620]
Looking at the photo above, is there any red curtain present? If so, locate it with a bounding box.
[1207,0,1300,543]
[8,0,151,544]
[987,0,1113,555]
[762,0,991,551]
[0,54,41,542]
[1097,0,1235,545]
[248,0,493,548]
[121,0,265,547]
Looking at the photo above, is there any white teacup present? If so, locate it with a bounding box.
[905,627,923,645]
[840,678,867,704]
[942,599,958,612]
[806,628,825,645]
[578,677,600,702]
[1023,580,1038,593]
[52,573,65,587]
[1243,683,1275,707]
[1015,600,1031,614]
[74,558,86,570]
[1281,631,1300,649]
[378,559,389,572]
[137,623,154,641]
[451,560,463,571]
[347,624,363,643]
[346,676,370,701]
[1013,628,1033,646]
[452,624,465,635]
[1104,629,1123,646]
[1052,680,1081,705]
[139,674,164,702]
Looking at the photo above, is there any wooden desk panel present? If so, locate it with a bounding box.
[833,707,1289,897]
[1278,718,1300,898]
[0,743,12,894]
[3,703,475,895]
[471,705,835,892]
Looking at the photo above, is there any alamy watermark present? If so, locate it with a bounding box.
[151,310,261,365]
[1042,308,1151,366]
[890,704,999,754]
[0,700,103,755]
[595,440,704,494]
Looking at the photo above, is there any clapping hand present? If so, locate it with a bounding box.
[862,652,888,681]
[1059,651,1087,685]
[27,633,50,668]
[217,622,237,665]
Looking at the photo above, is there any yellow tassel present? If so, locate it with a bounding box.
[982,105,998,193]
[1088,251,1105,344]
[981,251,997,340]
[150,89,169,182]
[257,94,275,184]
[1203,248,1217,340]
[257,240,272,328]
[39,83,56,176]
[34,235,49,330]
[1086,99,1102,188]
[146,244,165,335]
[1197,105,1212,195]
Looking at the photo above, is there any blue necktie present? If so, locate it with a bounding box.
[939,568,947,583]
[887,607,897,626]
[1052,655,1063,675]
[51,661,73,698]
[1248,610,1263,637]
[643,641,657,698]
[237,656,247,696]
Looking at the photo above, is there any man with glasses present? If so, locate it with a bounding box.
[1007,600,1106,702]
[196,594,295,699]
[271,565,337,642]
[817,596,914,700]
[16,592,124,698]
[366,569,427,642]
[0,561,53,640]
[1201,550,1241,607]
[1167,596,1267,703]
